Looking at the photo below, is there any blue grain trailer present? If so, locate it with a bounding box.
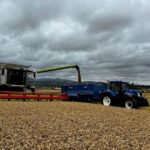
[61,82,107,101]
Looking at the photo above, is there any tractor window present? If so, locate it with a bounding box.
[111,83,120,91]
[122,83,129,91]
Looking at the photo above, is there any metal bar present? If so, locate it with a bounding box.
[0,92,68,100]
[0,95,67,100]
[36,64,81,84]
[0,91,60,95]
[36,64,78,73]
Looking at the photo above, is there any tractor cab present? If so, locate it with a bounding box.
[108,81,129,94]
[106,81,129,98]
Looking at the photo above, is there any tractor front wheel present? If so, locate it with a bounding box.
[102,96,112,106]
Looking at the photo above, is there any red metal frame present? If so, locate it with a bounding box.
[0,91,68,101]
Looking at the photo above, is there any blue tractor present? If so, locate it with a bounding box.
[61,81,149,109]
[101,81,149,109]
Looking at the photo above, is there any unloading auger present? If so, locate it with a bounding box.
[36,64,81,84]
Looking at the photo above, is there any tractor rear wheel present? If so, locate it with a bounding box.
[125,99,138,109]
[102,96,112,106]
[141,98,149,106]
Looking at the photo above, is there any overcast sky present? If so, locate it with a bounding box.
[0,0,150,84]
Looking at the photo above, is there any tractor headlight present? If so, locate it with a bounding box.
[137,91,142,97]
[141,92,144,97]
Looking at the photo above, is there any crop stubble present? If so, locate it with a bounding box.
[0,96,150,149]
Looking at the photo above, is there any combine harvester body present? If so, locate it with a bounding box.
[0,63,36,91]
[0,64,80,101]
[0,63,80,92]
[62,81,149,109]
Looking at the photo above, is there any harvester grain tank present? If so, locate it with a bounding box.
[37,64,81,84]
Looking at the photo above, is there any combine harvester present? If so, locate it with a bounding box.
[0,64,81,101]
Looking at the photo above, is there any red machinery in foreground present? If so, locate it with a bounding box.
[0,91,68,101]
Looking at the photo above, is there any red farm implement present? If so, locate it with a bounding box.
[0,91,68,101]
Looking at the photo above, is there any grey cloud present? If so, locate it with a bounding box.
[0,0,66,34]
[48,31,97,51]
[88,11,133,33]
[0,0,150,84]
[20,31,47,50]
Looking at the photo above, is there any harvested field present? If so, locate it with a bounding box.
[144,93,150,103]
[0,100,150,150]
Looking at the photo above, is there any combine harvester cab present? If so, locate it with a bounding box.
[101,81,149,109]
[0,63,36,91]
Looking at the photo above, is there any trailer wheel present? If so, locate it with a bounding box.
[102,96,112,106]
[125,99,138,109]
